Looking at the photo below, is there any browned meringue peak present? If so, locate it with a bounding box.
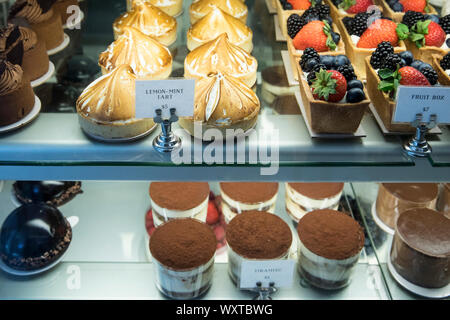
[0,60,24,96]
[113,2,177,43]
[190,0,248,23]
[185,33,257,85]
[193,72,260,126]
[99,26,172,79]
[8,0,54,24]
[76,64,138,123]
[18,26,38,51]
[188,8,252,51]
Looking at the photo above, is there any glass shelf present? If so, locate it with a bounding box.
[0,180,389,300]
[429,126,450,167]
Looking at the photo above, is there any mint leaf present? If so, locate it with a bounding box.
[396,23,410,40]
[378,68,395,80]
[378,80,394,92]
[338,0,355,11]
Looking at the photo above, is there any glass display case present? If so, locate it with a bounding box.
[0,0,449,301]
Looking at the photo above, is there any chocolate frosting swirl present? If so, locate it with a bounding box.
[0,61,23,96]
[9,0,55,24]
[18,27,38,51]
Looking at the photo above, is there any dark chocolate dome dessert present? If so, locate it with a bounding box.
[13,181,82,207]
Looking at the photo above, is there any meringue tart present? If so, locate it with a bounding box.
[76,64,155,140]
[190,0,248,25]
[187,7,253,53]
[127,0,183,17]
[178,72,260,140]
[99,26,172,80]
[113,2,177,47]
[184,33,257,87]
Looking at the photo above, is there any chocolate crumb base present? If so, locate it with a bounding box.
[299,266,351,290]
[13,181,83,207]
[157,282,212,300]
[0,219,72,271]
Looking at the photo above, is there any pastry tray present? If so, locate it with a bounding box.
[281,50,299,86]
[274,15,286,42]
[265,0,277,14]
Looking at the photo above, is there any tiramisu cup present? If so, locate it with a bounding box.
[149,182,210,227]
[375,183,438,230]
[219,182,279,224]
[297,209,365,290]
[149,218,216,299]
[390,208,450,288]
[226,211,293,287]
[285,182,344,224]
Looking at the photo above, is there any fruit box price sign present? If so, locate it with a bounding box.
[239,259,296,289]
[394,86,450,124]
[135,79,195,119]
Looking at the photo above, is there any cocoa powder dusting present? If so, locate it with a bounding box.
[149,182,210,210]
[150,218,216,270]
[297,209,365,260]
[226,211,292,259]
[220,182,279,204]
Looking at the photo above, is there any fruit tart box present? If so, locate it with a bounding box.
[287,24,346,81]
[432,53,450,86]
[375,0,438,23]
[364,56,416,132]
[337,18,407,80]
[404,42,449,67]
[275,0,306,41]
[325,0,384,26]
[295,55,370,134]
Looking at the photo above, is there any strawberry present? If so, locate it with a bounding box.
[311,69,347,102]
[399,0,427,13]
[145,209,155,236]
[287,0,311,10]
[293,20,337,52]
[357,19,399,48]
[338,0,374,14]
[408,20,446,48]
[206,200,219,225]
[399,66,431,86]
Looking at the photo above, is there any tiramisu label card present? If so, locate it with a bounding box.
[394,86,450,124]
[240,260,296,289]
[135,79,195,119]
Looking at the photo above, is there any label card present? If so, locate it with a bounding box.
[135,79,195,119]
[239,259,296,289]
[394,86,450,124]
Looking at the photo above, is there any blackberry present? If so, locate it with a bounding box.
[351,12,370,37]
[337,65,356,82]
[300,47,320,70]
[420,67,438,85]
[279,0,293,10]
[307,63,327,85]
[316,4,330,18]
[342,16,353,34]
[402,11,426,29]
[287,14,306,39]
[440,53,450,70]
[370,41,394,69]
[439,14,450,34]
[381,53,405,71]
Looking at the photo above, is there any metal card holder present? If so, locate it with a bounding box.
[153,108,181,153]
[250,282,277,300]
[403,113,437,158]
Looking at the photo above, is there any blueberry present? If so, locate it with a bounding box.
[347,79,364,90]
[425,14,440,24]
[392,2,403,12]
[320,55,335,69]
[306,14,320,23]
[398,51,414,66]
[304,58,320,72]
[346,88,366,103]
[410,60,424,70]
[387,0,398,8]
[331,32,341,45]
[323,16,333,27]
[418,62,433,72]
[446,38,450,48]
[334,55,351,67]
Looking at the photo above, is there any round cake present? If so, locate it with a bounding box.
[19,26,50,81]
[297,209,365,290]
[0,61,35,127]
[149,182,210,227]
[149,218,216,299]
[219,182,278,223]
[226,211,292,286]
[285,182,344,224]
[375,183,438,229]
[437,183,450,218]
[390,208,450,289]
[0,203,72,271]
[13,181,83,207]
